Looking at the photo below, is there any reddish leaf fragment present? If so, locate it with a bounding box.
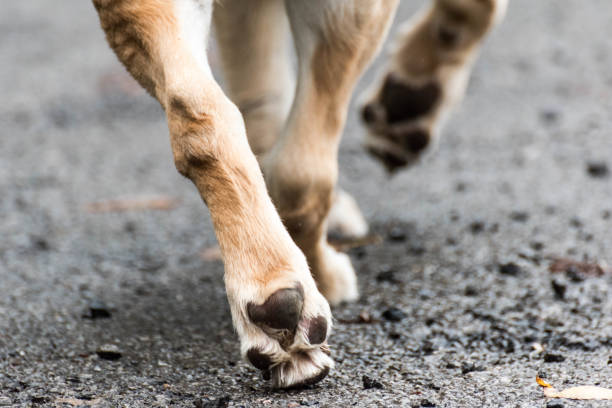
[549,258,608,278]
[85,197,179,213]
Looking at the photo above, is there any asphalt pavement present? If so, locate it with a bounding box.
[1,1,611,407]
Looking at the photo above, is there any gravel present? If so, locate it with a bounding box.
[1,1,612,407]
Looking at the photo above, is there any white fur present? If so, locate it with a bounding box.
[327,189,369,239]
[173,0,212,77]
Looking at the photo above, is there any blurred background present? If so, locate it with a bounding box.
[1,1,611,407]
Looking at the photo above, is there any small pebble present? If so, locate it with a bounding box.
[382,308,406,322]
[132,254,167,272]
[96,344,122,360]
[464,286,478,297]
[0,397,11,406]
[543,353,565,363]
[445,361,460,370]
[31,236,50,251]
[376,265,396,283]
[509,211,529,222]
[586,161,609,178]
[546,401,564,408]
[419,400,436,408]
[461,362,485,374]
[499,262,521,276]
[387,226,407,242]
[362,375,383,390]
[569,217,583,228]
[194,395,230,408]
[469,221,485,234]
[124,221,137,233]
[388,332,401,340]
[551,280,566,300]
[408,245,426,256]
[83,300,112,319]
[539,109,560,125]
[31,396,49,404]
[566,266,586,282]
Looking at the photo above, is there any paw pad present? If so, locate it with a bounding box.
[246,348,273,371]
[306,316,328,345]
[247,284,304,330]
[380,75,440,124]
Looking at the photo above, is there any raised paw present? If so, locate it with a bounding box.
[362,73,442,172]
[228,272,334,388]
[361,0,507,172]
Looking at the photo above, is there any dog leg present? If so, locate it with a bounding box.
[361,0,507,172]
[213,0,294,157]
[214,2,369,250]
[93,0,333,388]
[327,189,369,242]
[263,0,399,305]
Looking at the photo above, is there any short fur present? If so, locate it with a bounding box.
[92,0,505,389]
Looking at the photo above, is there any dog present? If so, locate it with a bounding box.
[92,0,506,389]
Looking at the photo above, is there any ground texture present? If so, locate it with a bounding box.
[1,1,611,407]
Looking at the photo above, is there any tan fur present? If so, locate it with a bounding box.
[260,0,399,303]
[92,0,504,388]
[93,0,335,389]
[361,0,506,169]
[213,0,294,157]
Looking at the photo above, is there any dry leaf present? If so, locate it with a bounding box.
[85,197,178,213]
[200,246,222,261]
[536,376,612,400]
[549,258,608,278]
[55,397,102,406]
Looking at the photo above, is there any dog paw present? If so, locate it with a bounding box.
[361,73,443,173]
[327,189,369,241]
[227,266,333,388]
[360,0,506,173]
[311,243,359,306]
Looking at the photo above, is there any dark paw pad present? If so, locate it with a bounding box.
[246,348,273,371]
[366,146,408,173]
[306,316,328,345]
[391,128,429,153]
[247,284,304,330]
[361,103,382,125]
[380,75,441,124]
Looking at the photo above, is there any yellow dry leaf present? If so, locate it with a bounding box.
[536,377,612,400]
[536,376,552,388]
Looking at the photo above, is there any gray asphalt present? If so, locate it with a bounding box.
[1,1,612,407]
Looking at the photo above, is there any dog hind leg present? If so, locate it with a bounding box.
[262,0,399,305]
[361,0,508,171]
